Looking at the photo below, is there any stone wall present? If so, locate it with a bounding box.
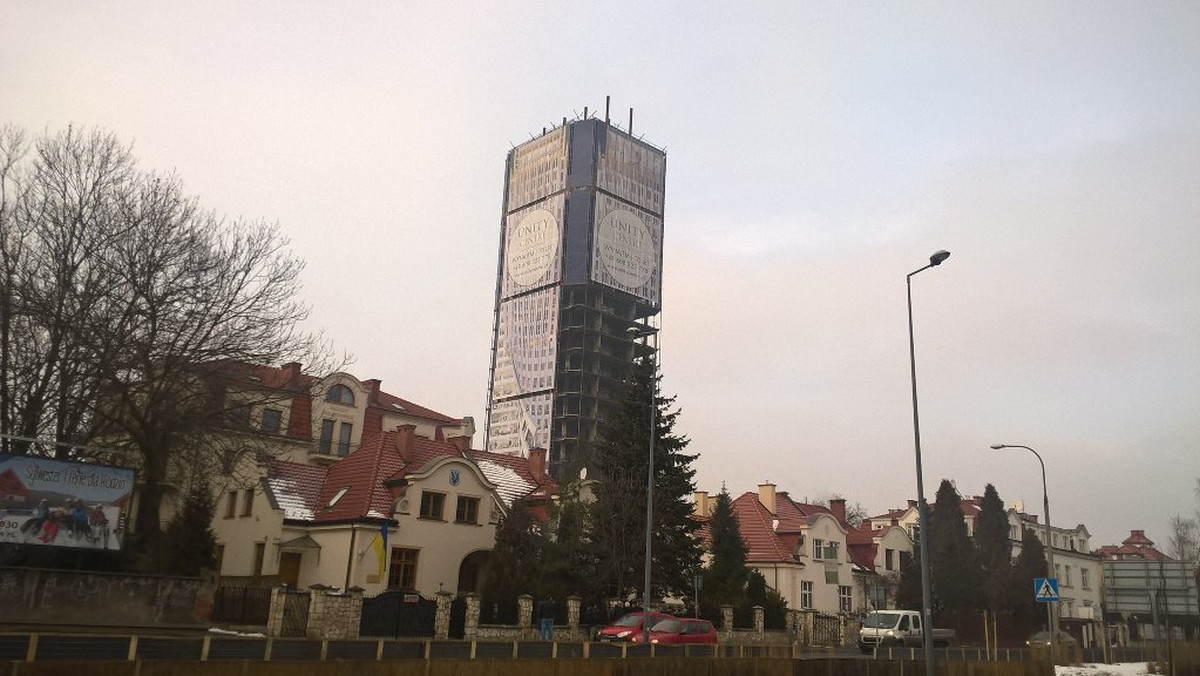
[306,589,362,640]
[0,567,216,628]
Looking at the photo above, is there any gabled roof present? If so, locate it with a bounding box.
[730,492,796,564]
[369,387,458,424]
[265,460,327,521]
[468,448,558,509]
[1096,530,1171,561]
[264,428,557,525]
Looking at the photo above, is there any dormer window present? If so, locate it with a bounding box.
[326,384,355,406]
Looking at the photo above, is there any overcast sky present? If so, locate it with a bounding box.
[4,1,1198,549]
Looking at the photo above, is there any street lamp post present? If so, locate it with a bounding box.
[991,443,1058,660]
[907,249,950,676]
[627,325,658,646]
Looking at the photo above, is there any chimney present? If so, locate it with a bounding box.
[363,379,381,398]
[282,362,302,383]
[447,435,470,455]
[830,498,847,524]
[908,499,917,509]
[528,447,547,480]
[434,426,445,441]
[758,482,777,515]
[394,424,416,461]
[693,491,710,517]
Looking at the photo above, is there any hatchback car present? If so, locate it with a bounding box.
[1026,630,1078,648]
[630,617,718,645]
[596,611,673,642]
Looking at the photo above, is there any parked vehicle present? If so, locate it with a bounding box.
[1026,630,1077,648]
[630,617,718,645]
[857,610,955,653]
[595,611,673,642]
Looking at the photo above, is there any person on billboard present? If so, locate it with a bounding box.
[38,505,62,543]
[68,500,90,540]
[20,500,50,541]
[89,505,109,548]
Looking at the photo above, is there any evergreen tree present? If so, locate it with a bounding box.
[480,501,541,622]
[1012,526,1050,633]
[929,480,982,629]
[536,478,593,603]
[744,570,789,629]
[701,488,749,610]
[975,483,1015,616]
[587,357,702,604]
[154,479,218,576]
[896,548,924,610]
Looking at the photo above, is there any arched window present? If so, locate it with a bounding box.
[326,384,355,406]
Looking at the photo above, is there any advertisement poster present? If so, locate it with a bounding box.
[0,454,134,550]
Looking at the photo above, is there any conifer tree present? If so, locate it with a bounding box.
[1013,526,1050,633]
[929,479,982,629]
[702,488,750,612]
[155,479,218,576]
[587,357,702,603]
[480,501,541,622]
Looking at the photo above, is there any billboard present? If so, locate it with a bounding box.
[486,393,553,457]
[0,454,133,550]
[500,195,565,299]
[506,127,567,212]
[591,193,662,305]
[596,130,666,216]
[490,286,560,402]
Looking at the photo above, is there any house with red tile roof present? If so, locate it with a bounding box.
[695,483,913,617]
[217,424,556,596]
[1097,530,1198,644]
[206,362,553,597]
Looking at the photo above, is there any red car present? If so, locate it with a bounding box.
[631,617,718,645]
[596,611,673,642]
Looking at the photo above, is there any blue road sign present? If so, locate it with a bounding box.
[1034,577,1060,602]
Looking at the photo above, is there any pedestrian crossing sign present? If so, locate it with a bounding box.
[1034,577,1060,602]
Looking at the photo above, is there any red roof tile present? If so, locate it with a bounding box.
[730,492,795,564]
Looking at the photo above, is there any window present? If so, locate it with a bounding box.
[227,404,251,429]
[824,541,840,561]
[225,491,238,518]
[215,544,225,573]
[326,384,354,405]
[869,585,887,609]
[813,538,825,560]
[420,491,445,520]
[337,422,352,456]
[319,419,335,454]
[388,548,419,589]
[909,524,921,543]
[885,548,896,571]
[801,581,813,609]
[826,567,839,584]
[262,408,282,434]
[241,488,254,516]
[456,496,480,524]
[1064,565,1072,587]
[1081,568,1090,590]
[254,542,265,576]
[838,585,852,613]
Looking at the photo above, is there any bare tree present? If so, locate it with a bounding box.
[0,125,332,556]
[1167,478,1200,562]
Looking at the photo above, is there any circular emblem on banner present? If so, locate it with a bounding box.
[506,208,559,286]
[597,209,654,288]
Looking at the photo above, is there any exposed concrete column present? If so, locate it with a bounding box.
[754,606,765,637]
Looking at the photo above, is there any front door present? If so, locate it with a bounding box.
[279,551,302,587]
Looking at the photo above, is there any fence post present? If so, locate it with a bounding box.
[464,592,480,640]
[754,606,765,639]
[518,594,534,640]
[721,604,734,641]
[567,595,581,641]
[434,590,454,640]
[266,586,288,637]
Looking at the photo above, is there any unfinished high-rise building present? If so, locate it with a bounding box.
[485,110,665,480]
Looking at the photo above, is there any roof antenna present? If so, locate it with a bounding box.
[605,95,611,125]
[629,108,634,136]
[584,106,588,120]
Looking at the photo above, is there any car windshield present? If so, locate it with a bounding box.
[862,612,902,629]
[611,613,643,628]
[650,619,681,633]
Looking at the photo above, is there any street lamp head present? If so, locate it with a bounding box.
[929,250,951,266]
